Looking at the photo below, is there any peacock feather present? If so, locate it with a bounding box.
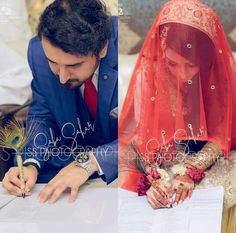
[0,118,37,197]
[0,119,36,151]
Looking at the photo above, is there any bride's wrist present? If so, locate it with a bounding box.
[171,164,205,183]
[185,142,222,170]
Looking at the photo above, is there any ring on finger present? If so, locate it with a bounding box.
[178,183,185,189]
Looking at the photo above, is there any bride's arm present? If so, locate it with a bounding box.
[185,142,223,170]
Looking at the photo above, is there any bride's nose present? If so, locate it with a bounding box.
[178,66,188,81]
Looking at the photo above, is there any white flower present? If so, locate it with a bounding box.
[157,168,170,186]
[171,164,187,176]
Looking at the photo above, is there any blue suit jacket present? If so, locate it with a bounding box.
[24,17,118,184]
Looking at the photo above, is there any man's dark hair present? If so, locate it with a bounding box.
[38,0,112,56]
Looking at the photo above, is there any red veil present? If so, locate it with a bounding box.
[119,0,236,192]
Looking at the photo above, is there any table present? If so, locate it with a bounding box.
[0,179,117,233]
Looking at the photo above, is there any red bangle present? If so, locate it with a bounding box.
[186,167,205,183]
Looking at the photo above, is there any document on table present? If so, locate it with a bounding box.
[0,183,118,233]
[0,194,16,209]
[119,186,224,233]
[0,183,117,222]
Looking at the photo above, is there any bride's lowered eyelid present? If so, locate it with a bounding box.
[166,59,198,68]
[166,58,177,66]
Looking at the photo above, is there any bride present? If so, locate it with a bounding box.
[119,0,236,209]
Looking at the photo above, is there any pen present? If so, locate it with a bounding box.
[0,119,37,198]
[16,152,25,198]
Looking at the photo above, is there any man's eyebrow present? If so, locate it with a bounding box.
[46,57,57,64]
[46,57,83,66]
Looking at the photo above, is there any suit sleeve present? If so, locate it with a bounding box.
[92,139,117,184]
[21,39,58,171]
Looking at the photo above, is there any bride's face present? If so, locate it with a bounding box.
[165,47,200,83]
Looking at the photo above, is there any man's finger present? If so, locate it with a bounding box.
[48,185,67,204]
[25,179,36,193]
[8,190,31,197]
[38,183,55,203]
[8,171,22,189]
[68,186,79,203]
[3,177,22,196]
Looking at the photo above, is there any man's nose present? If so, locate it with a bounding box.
[58,66,70,84]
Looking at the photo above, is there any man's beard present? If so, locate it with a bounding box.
[58,57,100,90]
[62,79,84,90]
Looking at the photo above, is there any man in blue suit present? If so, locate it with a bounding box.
[2,0,117,203]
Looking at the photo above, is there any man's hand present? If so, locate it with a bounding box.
[171,175,194,206]
[146,179,172,209]
[2,165,38,196]
[38,162,90,204]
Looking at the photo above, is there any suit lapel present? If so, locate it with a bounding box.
[97,21,118,141]
[98,60,117,141]
[58,86,78,135]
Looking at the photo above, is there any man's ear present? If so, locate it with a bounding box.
[99,41,109,59]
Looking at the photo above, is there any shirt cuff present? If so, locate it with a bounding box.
[89,151,104,176]
[23,158,41,169]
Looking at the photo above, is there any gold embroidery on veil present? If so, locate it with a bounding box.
[157,0,218,41]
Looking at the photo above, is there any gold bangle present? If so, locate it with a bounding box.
[185,142,222,170]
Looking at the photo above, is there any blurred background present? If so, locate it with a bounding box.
[119,0,236,54]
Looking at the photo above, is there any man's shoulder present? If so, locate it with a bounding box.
[111,16,118,41]
[28,36,42,51]
[103,16,118,69]
[111,16,118,32]
[29,36,40,44]
[28,36,46,65]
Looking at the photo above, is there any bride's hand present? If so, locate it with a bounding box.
[171,175,194,206]
[146,179,172,209]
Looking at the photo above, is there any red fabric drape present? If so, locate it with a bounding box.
[119,0,236,192]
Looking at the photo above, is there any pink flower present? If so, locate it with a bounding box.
[137,168,161,196]
[150,168,161,180]
[137,174,151,196]
[186,167,205,183]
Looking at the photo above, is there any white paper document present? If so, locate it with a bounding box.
[119,187,224,233]
[0,184,116,221]
[0,195,16,210]
[0,183,118,233]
